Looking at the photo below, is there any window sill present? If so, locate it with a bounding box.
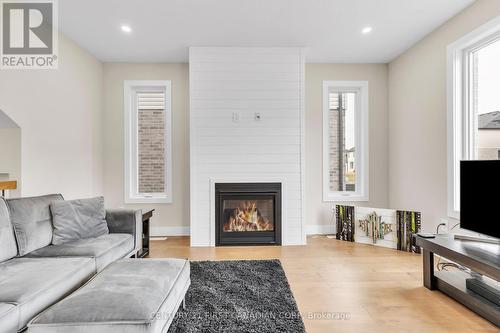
[448,209,460,220]
[323,194,369,202]
[125,197,172,204]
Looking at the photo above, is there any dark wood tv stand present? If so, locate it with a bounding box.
[416,235,499,327]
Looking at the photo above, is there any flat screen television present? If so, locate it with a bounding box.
[460,160,500,239]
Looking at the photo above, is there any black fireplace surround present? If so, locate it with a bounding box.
[215,183,282,246]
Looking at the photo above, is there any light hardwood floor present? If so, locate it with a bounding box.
[150,236,498,333]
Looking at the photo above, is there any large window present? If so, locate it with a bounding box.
[447,17,500,218]
[124,81,172,203]
[323,81,369,202]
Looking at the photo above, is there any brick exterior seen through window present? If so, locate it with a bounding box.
[138,109,165,193]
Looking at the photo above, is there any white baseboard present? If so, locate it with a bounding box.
[151,225,333,237]
[306,224,335,235]
[150,226,190,237]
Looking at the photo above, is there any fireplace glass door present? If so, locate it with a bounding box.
[222,197,275,232]
[215,183,281,246]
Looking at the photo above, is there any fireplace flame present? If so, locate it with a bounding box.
[224,201,274,232]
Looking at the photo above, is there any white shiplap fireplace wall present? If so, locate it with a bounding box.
[189,47,305,246]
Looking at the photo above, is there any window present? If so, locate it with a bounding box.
[447,17,500,218]
[323,81,369,201]
[124,81,172,203]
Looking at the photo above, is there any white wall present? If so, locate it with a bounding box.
[101,63,388,240]
[305,64,389,233]
[101,61,388,237]
[0,33,103,199]
[189,47,305,246]
[388,0,500,232]
[0,110,21,197]
[102,63,190,235]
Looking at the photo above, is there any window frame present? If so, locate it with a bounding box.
[447,16,500,219]
[322,80,369,202]
[124,80,172,204]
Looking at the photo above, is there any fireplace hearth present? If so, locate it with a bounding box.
[215,183,281,246]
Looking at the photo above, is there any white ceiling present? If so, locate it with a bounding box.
[59,0,474,63]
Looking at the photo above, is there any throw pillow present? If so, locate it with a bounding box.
[50,196,109,245]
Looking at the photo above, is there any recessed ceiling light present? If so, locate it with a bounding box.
[361,26,373,34]
[121,25,132,33]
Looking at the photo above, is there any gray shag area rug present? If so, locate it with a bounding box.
[167,259,306,333]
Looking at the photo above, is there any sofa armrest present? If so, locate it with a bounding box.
[105,209,142,254]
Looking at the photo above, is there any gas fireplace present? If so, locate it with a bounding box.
[215,183,281,246]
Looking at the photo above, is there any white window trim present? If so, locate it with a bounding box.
[322,80,369,202]
[447,15,500,219]
[124,80,172,204]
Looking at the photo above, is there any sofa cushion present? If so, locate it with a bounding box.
[0,303,19,333]
[7,194,63,256]
[28,258,190,333]
[26,234,134,272]
[0,197,17,262]
[0,257,94,331]
[51,196,109,245]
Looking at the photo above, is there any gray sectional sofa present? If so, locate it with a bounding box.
[0,194,142,332]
